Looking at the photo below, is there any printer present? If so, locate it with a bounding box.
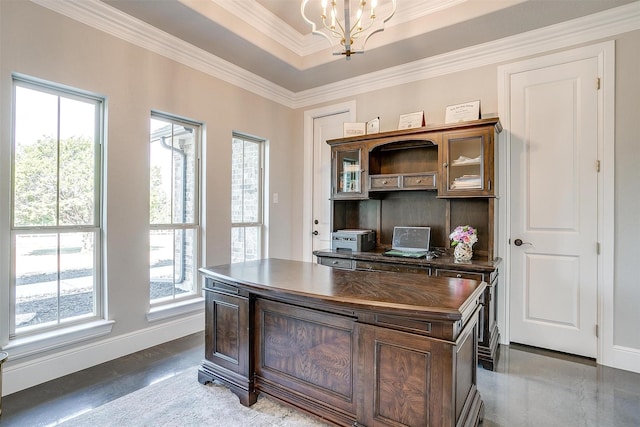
[331,229,376,252]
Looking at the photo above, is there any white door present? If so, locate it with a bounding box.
[312,113,350,253]
[509,57,599,358]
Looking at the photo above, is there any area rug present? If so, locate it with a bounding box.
[60,367,332,426]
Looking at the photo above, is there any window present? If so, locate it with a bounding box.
[231,134,264,263]
[10,76,103,336]
[149,113,200,304]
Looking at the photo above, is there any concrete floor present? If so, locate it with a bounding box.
[1,333,639,426]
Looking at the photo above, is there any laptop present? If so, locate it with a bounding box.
[384,226,431,258]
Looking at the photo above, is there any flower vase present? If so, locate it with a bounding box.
[454,243,473,262]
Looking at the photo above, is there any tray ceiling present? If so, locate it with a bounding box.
[100,0,634,92]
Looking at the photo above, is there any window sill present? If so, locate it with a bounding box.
[147,297,205,322]
[1,319,115,360]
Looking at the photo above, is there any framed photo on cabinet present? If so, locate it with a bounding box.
[366,117,380,134]
[398,111,425,129]
[445,100,480,123]
[343,122,366,137]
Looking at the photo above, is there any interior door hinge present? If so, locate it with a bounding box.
[595,324,599,338]
[597,242,601,255]
[596,160,601,172]
[596,77,601,90]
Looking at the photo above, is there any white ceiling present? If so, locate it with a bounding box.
[100,0,634,92]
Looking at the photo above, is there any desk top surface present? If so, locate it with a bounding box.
[200,258,485,321]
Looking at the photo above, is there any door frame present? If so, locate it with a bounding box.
[497,41,615,366]
[302,101,356,262]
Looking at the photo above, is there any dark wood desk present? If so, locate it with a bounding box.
[314,249,501,371]
[198,258,485,427]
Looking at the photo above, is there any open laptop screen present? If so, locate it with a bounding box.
[391,226,431,253]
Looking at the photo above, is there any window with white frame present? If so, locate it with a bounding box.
[10,76,104,336]
[149,113,201,304]
[231,134,264,263]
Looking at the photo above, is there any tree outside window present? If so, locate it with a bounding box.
[11,78,103,334]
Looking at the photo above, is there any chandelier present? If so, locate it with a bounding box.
[301,0,397,59]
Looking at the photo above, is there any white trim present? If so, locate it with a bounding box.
[213,0,466,58]
[2,320,115,360]
[2,313,203,395]
[210,0,313,57]
[606,345,640,374]
[30,0,640,109]
[31,0,297,107]
[497,41,630,371]
[598,41,618,371]
[293,1,640,108]
[302,101,356,262]
[147,297,204,322]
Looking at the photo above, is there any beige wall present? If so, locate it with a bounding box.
[1,0,638,390]
[612,30,640,348]
[297,30,640,352]
[0,1,297,363]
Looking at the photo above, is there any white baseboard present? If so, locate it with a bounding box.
[604,345,640,374]
[1,312,204,395]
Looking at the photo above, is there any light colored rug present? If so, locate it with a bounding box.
[60,367,332,427]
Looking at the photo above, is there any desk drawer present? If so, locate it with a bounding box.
[434,269,484,281]
[369,174,400,191]
[355,260,430,275]
[403,173,437,189]
[319,257,353,270]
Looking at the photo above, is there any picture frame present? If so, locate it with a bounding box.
[445,100,481,124]
[343,122,366,137]
[366,117,380,134]
[398,111,425,130]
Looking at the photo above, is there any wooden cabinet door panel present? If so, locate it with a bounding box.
[359,316,481,427]
[204,289,250,378]
[255,298,358,416]
[359,324,451,427]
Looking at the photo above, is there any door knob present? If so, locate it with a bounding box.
[513,238,532,246]
[313,231,319,235]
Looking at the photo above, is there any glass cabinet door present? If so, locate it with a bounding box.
[334,147,364,198]
[441,127,493,197]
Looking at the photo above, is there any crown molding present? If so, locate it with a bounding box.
[31,0,298,107]
[30,0,640,110]
[211,0,308,56]
[215,0,466,58]
[293,1,640,108]
[394,0,469,24]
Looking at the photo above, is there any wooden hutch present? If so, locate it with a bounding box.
[313,117,502,370]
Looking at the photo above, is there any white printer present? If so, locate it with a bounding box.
[331,229,376,252]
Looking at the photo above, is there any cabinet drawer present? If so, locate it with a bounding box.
[206,278,240,295]
[319,257,353,270]
[369,174,400,190]
[434,269,484,281]
[355,260,430,275]
[403,173,437,189]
